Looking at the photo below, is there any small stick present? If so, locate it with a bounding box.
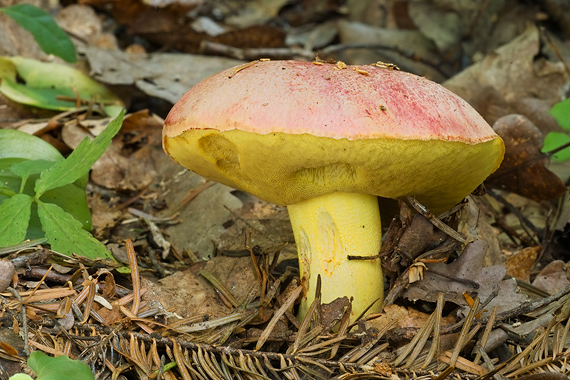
[7,287,29,355]
[408,196,466,244]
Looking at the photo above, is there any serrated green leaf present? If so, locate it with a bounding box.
[0,4,76,63]
[27,351,95,380]
[35,110,124,196]
[1,163,92,237]
[542,131,570,162]
[0,56,123,113]
[0,194,33,247]
[37,200,114,261]
[550,98,570,131]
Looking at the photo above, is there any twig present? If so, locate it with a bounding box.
[442,283,570,334]
[408,196,466,244]
[428,269,480,289]
[200,41,314,61]
[486,189,543,241]
[256,286,303,351]
[7,287,29,355]
[0,238,48,257]
[126,240,141,316]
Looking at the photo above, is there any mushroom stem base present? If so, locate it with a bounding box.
[287,192,384,321]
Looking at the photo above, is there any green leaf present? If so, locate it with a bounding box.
[542,131,570,162]
[27,351,95,380]
[11,160,55,193]
[11,160,55,179]
[9,374,33,380]
[37,200,115,261]
[550,98,570,131]
[35,110,124,196]
[0,56,123,113]
[0,4,76,63]
[0,131,92,234]
[0,129,64,161]
[0,194,33,247]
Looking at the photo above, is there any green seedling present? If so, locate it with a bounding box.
[0,5,123,115]
[542,98,570,162]
[0,4,76,63]
[9,351,95,380]
[0,111,124,262]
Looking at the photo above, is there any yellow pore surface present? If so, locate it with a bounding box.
[164,128,504,213]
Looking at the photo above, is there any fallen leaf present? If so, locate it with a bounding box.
[55,4,102,41]
[444,24,568,126]
[408,1,464,53]
[334,20,444,81]
[486,114,566,201]
[366,304,454,333]
[459,197,502,266]
[225,0,288,29]
[404,240,528,317]
[201,255,260,305]
[217,191,294,253]
[0,56,123,115]
[504,246,539,282]
[88,192,121,238]
[82,46,244,104]
[532,260,570,294]
[60,118,159,192]
[0,11,46,59]
[142,264,230,319]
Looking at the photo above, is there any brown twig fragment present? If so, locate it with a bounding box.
[126,239,141,316]
[408,196,466,244]
[255,286,303,351]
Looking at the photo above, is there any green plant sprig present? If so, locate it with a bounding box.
[0,4,77,63]
[0,111,124,262]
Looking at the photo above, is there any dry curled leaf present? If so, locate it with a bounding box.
[486,114,566,201]
[532,260,570,294]
[404,240,528,317]
[504,246,539,282]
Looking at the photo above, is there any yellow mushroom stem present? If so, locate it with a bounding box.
[287,192,384,321]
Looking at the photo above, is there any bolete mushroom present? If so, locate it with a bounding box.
[163,60,504,320]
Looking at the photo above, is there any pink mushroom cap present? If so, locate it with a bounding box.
[163,60,504,213]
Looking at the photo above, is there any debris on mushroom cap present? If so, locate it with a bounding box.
[163,60,504,213]
[371,61,400,70]
[353,67,370,75]
[335,61,347,70]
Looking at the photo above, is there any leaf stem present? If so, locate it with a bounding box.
[0,186,17,198]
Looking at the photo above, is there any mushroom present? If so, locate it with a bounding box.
[163,60,504,320]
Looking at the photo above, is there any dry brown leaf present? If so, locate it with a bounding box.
[217,191,293,253]
[404,240,528,317]
[142,266,230,319]
[201,255,261,305]
[444,24,568,126]
[366,304,454,333]
[335,20,444,81]
[142,255,259,319]
[504,246,539,282]
[60,113,162,191]
[532,260,570,294]
[82,46,244,104]
[486,114,566,201]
